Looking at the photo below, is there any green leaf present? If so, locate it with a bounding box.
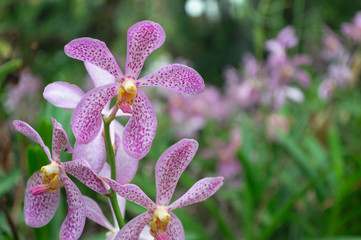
[259,171,330,240]
[0,169,21,197]
[26,145,49,176]
[0,59,22,86]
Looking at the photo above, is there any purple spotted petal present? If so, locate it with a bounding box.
[114,212,153,240]
[139,225,153,240]
[85,62,116,87]
[123,90,157,159]
[137,64,204,95]
[165,213,185,240]
[83,195,113,230]
[65,37,124,79]
[13,120,51,161]
[51,117,73,163]
[168,177,224,211]
[62,158,107,195]
[113,122,139,184]
[71,83,121,144]
[73,130,106,173]
[125,21,165,80]
[24,171,59,227]
[103,177,156,211]
[59,172,86,240]
[43,82,84,109]
[155,139,198,206]
[99,162,111,179]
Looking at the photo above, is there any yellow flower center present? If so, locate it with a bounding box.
[149,206,171,238]
[116,79,137,112]
[38,161,63,193]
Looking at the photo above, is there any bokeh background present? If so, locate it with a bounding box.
[1,0,361,239]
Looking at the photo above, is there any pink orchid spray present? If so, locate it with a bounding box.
[64,20,205,160]
[14,118,107,240]
[43,74,137,174]
[103,139,223,240]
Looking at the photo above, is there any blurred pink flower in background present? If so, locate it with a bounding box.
[318,27,353,100]
[167,86,229,138]
[342,11,361,42]
[5,68,42,122]
[266,114,290,141]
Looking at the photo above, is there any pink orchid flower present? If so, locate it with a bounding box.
[84,195,153,240]
[14,118,108,240]
[64,20,204,159]
[43,75,137,175]
[342,11,361,42]
[83,161,152,240]
[103,139,223,240]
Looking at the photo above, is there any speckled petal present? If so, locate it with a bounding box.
[137,64,204,95]
[62,158,107,195]
[85,62,116,87]
[83,195,113,230]
[59,172,86,240]
[24,171,59,227]
[103,177,156,211]
[155,139,198,206]
[43,82,84,109]
[13,120,51,161]
[139,225,153,240]
[73,130,106,173]
[168,177,224,211]
[113,122,139,184]
[165,213,185,240]
[125,21,165,80]
[65,37,124,79]
[123,90,157,159]
[71,83,121,144]
[114,212,153,240]
[51,117,73,163]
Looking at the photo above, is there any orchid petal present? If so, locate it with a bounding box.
[169,177,224,211]
[43,82,84,109]
[125,21,165,80]
[51,117,73,163]
[165,213,185,240]
[13,120,51,161]
[107,233,118,240]
[85,62,116,87]
[103,177,156,211]
[99,162,111,179]
[59,172,86,240]
[65,37,124,79]
[73,130,106,173]
[123,90,157,159]
[139,225,153,240]
[113,122,139,184]
[83,196,113,230]
[62,158,107,195]
[155,139,198,206]
[71,83,120,144]
[24,171,59,227]
[137,64,204,95]
[114,212,153,240]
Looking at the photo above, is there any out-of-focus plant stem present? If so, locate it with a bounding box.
[103,115,125,229]
[252,0,271,59]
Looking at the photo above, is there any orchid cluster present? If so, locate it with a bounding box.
[318,11,361,100]
[224,26,311,111]
[14,20,223,240]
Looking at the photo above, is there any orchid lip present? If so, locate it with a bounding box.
[154,206,170,222]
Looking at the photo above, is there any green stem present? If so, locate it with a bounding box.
[103,115,125,229]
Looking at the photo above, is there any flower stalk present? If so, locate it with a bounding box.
[103,115,125,229]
